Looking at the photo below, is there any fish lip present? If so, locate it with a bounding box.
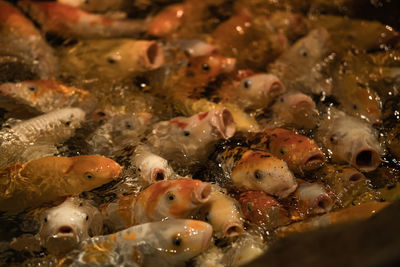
[151,168,166,182]
[310,193,334,214]
[288,94,316,111]
[264,78,285,98]
[342,168,365,184]
[142,41,164,70]
[301,151,326,172]
[222,222,244,238]
[192,183,211,204]
[201,223,213,250]
[352,148,381,172]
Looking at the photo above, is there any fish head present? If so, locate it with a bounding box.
[288,27,330,66]
[235,74,286,109]
[274,92,319,129]
[65,155,122,191]
[197,191,244,238]
[295,182,334,215]
[185,54,236,85]
[152,109,235,162]
[38,197,101,254]
[282,92,316,113]
[232,150,298,198]
[338,73,382,124]
[103,40,164,72]
[151,219,213,263]
[133,149,174,185]
[139,179,211,220]
[0,81,80,111]
[267,128,327,174]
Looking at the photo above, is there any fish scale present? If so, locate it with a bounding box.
[5,107,85,144]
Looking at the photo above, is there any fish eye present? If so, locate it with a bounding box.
[84,172,94,179]
[246,202,254,212]
[202,63,210,71]
[330,135,338,144]
[167,192,175,201]
[205,212,210,222]
[300,49,308,57]
[254,169,263,180]
[243,80,251,89]
[85,215,89,221]
[44,217,48,223]
[27,85,37,92]
[107,57,117,64]
[106,54,120,64]
[353,104,358,110]
[183,130,190,136]
[172,235,182,247]
[125,121,133,129]
[64,121,71,126]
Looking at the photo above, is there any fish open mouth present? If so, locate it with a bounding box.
[223,222,244,238]
[353,149,381,172]
[152,168,166,182]
[312,194,334,214]
[343,168,365,184]
[58,225,74,234]
[302,152,326,172]
[145,41,164,69]
[193,183,212,204]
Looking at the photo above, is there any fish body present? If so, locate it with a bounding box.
[0,0,57,80]
[100,194,136,233]
[69,219,212,266]
[0,80,96,115]
[213,146,297,198]
[59,39,164,81]
[0,108,86,167]
[310,15,399,52]
[212,12,289,70]
[316,108,383,172]
[87,112,151,155]
[58,0,132,13]
[38,197,103,254]
[148,4,185,38]
[333,72,382,124]
[133,179,211,224]
[18,1,146,39]
[0,155,122,213]
[276,201,390,237]
[268,28,332,95]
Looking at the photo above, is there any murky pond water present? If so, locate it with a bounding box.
[1,0,400,266]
